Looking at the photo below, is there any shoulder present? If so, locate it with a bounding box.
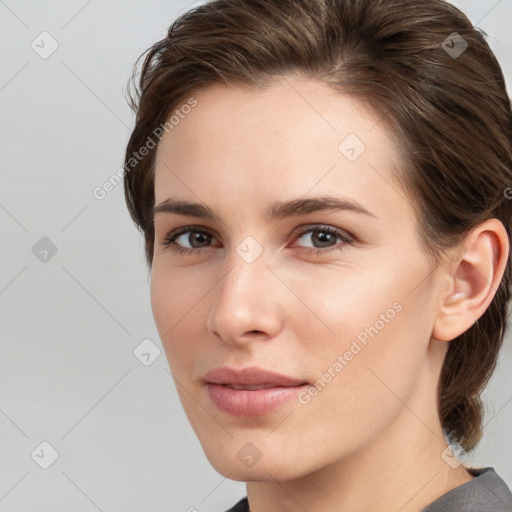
[222,468,512,512]
[422,467,512,512]
[223,496,249,512]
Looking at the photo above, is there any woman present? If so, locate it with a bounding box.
[123,0,512,510]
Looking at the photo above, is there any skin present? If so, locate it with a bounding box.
[150,75,509,512]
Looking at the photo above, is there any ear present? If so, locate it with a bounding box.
[433,219,509,342]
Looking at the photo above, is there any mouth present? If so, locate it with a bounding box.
[202,365,308,388]
[202,366,309,417]
[219,383,303,390]
[205,382,309,417]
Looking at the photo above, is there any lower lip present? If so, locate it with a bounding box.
[206,383,308,417]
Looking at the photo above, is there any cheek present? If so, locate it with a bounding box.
[290,261,432,411]
[150,266,206,371]
[281,260,407,348]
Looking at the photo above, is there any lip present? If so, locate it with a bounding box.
[203,366,307,387]
[203,366,309,417]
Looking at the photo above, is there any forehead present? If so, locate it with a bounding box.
[156,76,389,160]
[153,76,409,222]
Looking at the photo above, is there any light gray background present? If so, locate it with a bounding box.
[1,1,511,511]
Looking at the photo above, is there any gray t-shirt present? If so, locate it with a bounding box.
[225,467,512,512]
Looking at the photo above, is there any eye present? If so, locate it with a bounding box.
[161,224,354,256]
[291,225,353,255]
[162,226,218,255]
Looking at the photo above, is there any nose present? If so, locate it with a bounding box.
[207,246,284,347]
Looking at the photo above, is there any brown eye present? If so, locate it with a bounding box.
[293,225,353,255]
[162,227,218,255]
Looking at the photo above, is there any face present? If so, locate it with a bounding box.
[151,75,443,481]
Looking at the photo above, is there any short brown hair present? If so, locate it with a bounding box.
[123,0,512,452]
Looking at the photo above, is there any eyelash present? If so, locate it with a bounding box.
[161,224,354,257]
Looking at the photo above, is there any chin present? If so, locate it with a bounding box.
[203,443,309,482]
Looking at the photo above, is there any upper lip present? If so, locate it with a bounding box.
[203,366,307,387]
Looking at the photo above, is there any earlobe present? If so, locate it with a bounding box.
[432,219,509,343]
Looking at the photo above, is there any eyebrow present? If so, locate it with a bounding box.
[152,196,377,222]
